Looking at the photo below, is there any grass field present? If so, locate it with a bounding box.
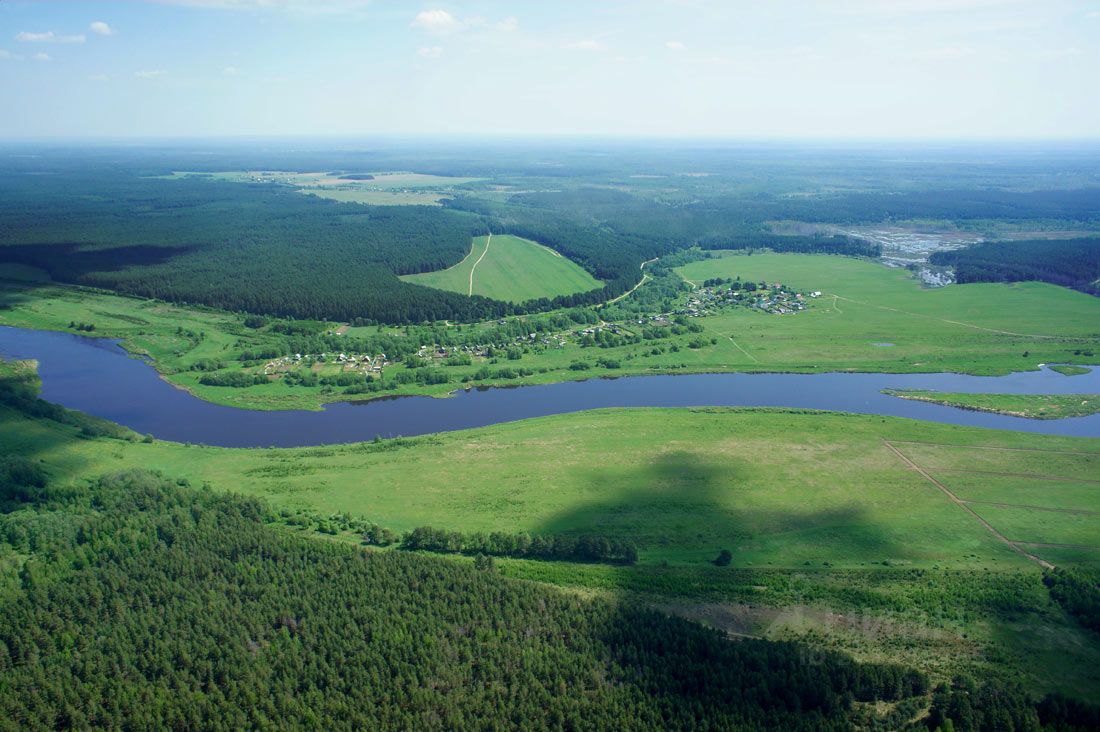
[3,251,1100,414]
[675,253,1100,375]
[4,386,1100,698]
[883,390,1100,419]
[163,170,479,207]
[299,189,444,206]
[6,392,1097,571]
[401,234,603,302]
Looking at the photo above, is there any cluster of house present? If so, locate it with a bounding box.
[263,352,390,375]
[682,282,821,317]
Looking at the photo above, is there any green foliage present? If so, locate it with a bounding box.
[0,469,935,729]
[1044,568,1100,634]
[403,526,639,565]
[931,238,1100,296]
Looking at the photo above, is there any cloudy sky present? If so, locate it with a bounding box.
[1,0,1098,139]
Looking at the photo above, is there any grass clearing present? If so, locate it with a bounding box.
[402,234,602,303]
[5,389,1100,699]
[1052,365,1093,377]
[882,390,1100,419]
[969,505,1100,547]
[932,473,1100,512]
[7,397,1100,571]
[675,253,1100,375]
[299,189,444,206]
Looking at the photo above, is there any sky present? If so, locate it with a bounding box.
[0,0,1098,139]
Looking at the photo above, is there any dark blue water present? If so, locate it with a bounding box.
[2,325,1099,447]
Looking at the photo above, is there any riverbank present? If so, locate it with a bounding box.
[4,253,1100,412]
[884,389,1100,419]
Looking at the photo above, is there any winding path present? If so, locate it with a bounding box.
[603,258,658,307]
[468,233,492,296]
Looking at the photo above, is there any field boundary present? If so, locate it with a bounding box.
[881,440,1055,569]
[928,468,1100,484]
[959,500,1100,516]
[885,440,1100,456]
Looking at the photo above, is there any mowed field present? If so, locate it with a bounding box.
[675,253,1100,375]
[892,441,1100,566]
[402,234,602,303]
[7,400,1098,571]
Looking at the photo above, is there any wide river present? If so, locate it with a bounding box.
[2,325,1099,447]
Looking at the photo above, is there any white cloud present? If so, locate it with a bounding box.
[16,31,86,44]
[32,52,51,61]
[565,39,605,51]
[0,49,17,61]
[417,46,443,59]
[89,22,114,37]
[411,10,464,35]
[665,40,685,50]
[135,69,167,79]
[88,73,110,81]
[496,16,519,32]
[222,65,241,76]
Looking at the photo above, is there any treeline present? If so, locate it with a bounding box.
[1044,568,1100,634]
[401,525,639,564]
[929,238,1100,296]
[501,188,882,258]
[0,172,519,324]
[0,360,134,441]
[0,468,934,730]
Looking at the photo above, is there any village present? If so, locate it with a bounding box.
[258,275,819,383]
[680,277,819,317]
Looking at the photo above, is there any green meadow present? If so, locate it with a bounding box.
[4,371,1100,698]
[675,252,1100,375]
[6,390,1098,572]
[3,251,1099,416]
[401,234,603,302]
[883,390,1100,419]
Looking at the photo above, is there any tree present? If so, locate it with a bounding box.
[714,549,732,567]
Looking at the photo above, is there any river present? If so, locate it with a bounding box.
[2,325,1098,447]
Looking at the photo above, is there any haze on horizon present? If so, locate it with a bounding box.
[0,0,1098,141]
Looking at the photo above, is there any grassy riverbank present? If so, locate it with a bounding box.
[883,389,1100,419]
[3,252,1100,413]
[3,358,1100,698]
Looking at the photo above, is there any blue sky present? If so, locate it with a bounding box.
[1,0,1098,139]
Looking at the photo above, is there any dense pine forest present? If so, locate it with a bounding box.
[930,238,1100,296]
[0,467,935,730]
[4,465,1098,730]
[1,372,1099,730]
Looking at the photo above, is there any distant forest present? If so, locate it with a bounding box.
[0,155,1097,322]
[930,238,1100,296]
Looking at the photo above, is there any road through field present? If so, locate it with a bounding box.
[830,292,1078,341]
[468,232,491,296]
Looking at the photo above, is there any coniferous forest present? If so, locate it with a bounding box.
[0,468,936,731]
[929,238,1100,295]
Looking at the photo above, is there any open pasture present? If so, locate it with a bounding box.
[402,234,602,303]
[7,398,1100,571]
[675,253,1100,375]
[891,441,1100,568]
